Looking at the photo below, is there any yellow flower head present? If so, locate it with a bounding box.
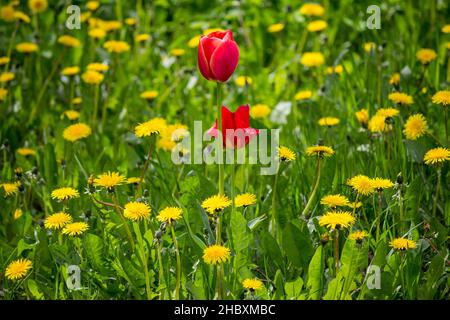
[235,76,253,87]
[203,245,231,265]
[58,35,81,48]
[1,182,20,196]
[301,52,325,67]
[17,148,36,156]
[51,187,79,201]
[349,230,368,242]
[140,90,159,100]
[72,97,82,105]
[170,48,185,56]
[242,278,264,291]
[202,194,232,215]
[318,117,339,127]
[61,66,80,76]
[319,210,356,230]
[103,40,130,53]
[157,206,183,224]
[16,42,38,53]
[355,109,369,125]
[14,10,31,23]
[307,20,328,32]
[94,171,125,190]
[0,56,10,65]
[295,90,313,101]
[306,145,334,157]
[81,70,104,84]
[278,146,296,161]
[0,88,7,101]
[28,0,48,13]
[5,258,32,280]
[364,42,376,53]
[416,48,437,65]
[63,123,92,142]
[267,23,284,33]
[87,62,109,72]
[62,222,89,236]
[250,104,271,119]
[64,110,80,121]
[44,212,73,229]
[389,73,400,86]
[1,5,15,22]
[88,27,106,39]
[124,201,151,221]
[163,124,189,142]
[135,118,167,137]
[14,208,23,220]
[320,194,349,208]
[136,33,151,42]
[388,92,413,105]
[368,115,389,133]
[0,72,15,83]
[375,108,399,118]
[126,177,143,185]
[326,65,343,75]
[156,138,175,151]
[370,178,394,191]
[299,3,325,16]
[423,147,450,165]
[432,90,450,106]
[86,1,100,11]
[234,193,257,208]
[390,238,417,251]
[347,201,363,209]
[403,114,428,140]
[347,175,374,196]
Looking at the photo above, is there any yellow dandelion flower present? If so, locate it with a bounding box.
[355,109,369,125]
[124,201,151,221]
[388,92,413,105]
[63,123,92,142]
[326,65,343,75]
[62,222,89,236]
[318,117,340,127]
[300,52,325,67]
[242,278,264,291]
[140,90,159,100]
[307,20,328,32]
[306,145,334,157]
[234,193,257,208]
[64,110,80,121]
[203,245,231,265]
[370,178,394,191]
[202,194,232,215]
[278,146,296,161]
[44,212,72,229]
[1,5,15,22]
[171,48,185,56]
[250,104,271,119]
[0,56,10,65]
[15,42,38,53]
[103,40,130,53]
[17,148,36,156]
[135,118,167,137]
[319,210,356,230]
[235,76,252,87]
[442,24,450,33]
[188,35,201,48]
[375,108,399,118]
[364,42,376,53]
[389,73,400,86]
[81,70,104,84]
[94,172,125,190]
[98,20,122,32]
[157,206,183,224]
[87,62,109,72]
[347,201,363,209]
[61,66,80,76]
[5,258,32,280]
[431,90,450,106]
[423,147,450,165]
[14,209,23,220]
[72,97,82,105]
[58,35,81,48]
[403,114,428,140]
[163,124,189,142]
[390,238,417,251]
[0,88,7,101]
[51,187,79,201]
[157,137,176,151]
[88,27,106,39]
[416,48,437,65]
[299,3,325,16]
[267,23,284,33]
[347,175,374,196]
[127,177,143,185]
[295,90,313,101]
[28,0,47,13]
[1,182,20,196]
[135,33,151,42]
[0,72,15,83]
[320,194,349,208]
[14,11,31,23]
[368,115,389,133]
[86,1,99,11]
[349,230,368,242]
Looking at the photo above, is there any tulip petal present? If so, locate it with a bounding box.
[210,40,239,82]
[234,105,250,128]
[198,38,212,80]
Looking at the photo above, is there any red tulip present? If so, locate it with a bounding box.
[207,105,259,148]
[198,30,239,82]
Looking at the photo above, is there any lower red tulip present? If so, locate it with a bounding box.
[207,105,259,148]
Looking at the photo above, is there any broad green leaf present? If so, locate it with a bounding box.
[306,245,324,300]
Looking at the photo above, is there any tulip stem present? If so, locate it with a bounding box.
[217,82,224,195]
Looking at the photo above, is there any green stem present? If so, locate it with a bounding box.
[216,265,222,300]
[216,82,224,245]
[301,157,321,217]
[376,191,383,241]
[271,164,280,240]
[398,187,404,234]
[92,84,99,125]
[334,229,340,272]
[432,168,441,218]
[137,137,154,196]
[171,226,181,300]
[133,222,152,300]
[156,242,166,299]
[112,193,135,251]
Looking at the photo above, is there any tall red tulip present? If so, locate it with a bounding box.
[207,105,259,148]
[198,30,239,82]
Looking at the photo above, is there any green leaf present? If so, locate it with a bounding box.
[284,277,304,299]
[27,279,44,300]
[281,222,314,269]
[306,245,324,300]
[83,233,106,272]
[274,269,284,299]
[260,231,283,270]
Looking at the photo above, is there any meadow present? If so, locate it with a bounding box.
[0,0,449,300]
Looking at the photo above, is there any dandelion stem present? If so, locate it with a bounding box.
[156,242,166,299]
[432,168,441,218]
[137,137,154,196]
[376,190,383,241]
[216,82,224,245]
[92,84,100,125]
[444,107,448,145]
[271,163,280,241]
[171,226,181,300]
[216,265,223,300]
[112,193,135,251]
[398,186,404,234]
[334,229,340,272]
[133,222,152,300]
[301,157,321,217]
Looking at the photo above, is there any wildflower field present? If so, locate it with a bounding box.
[0,0,449,301]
